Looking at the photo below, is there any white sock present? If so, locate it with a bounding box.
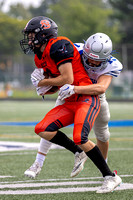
[105,158,108,163]
[36,153,46,167]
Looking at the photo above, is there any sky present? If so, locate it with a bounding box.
[1,0,41,12]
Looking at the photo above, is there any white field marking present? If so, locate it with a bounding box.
[0,141,133,152]
[0,175,133,184]
[0,180,102,189]
[0,149,68,156]
[0,147,133,157]
[0,183,133,195]
[0,177,102,184]
[0,141,63,152]
[0,176,15,178]
[0,152,36,156]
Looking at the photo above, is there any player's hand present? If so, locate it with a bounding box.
[31,68,45,87]
[58,84,75,100]
[36,85,52,96]
[54,96,65,107]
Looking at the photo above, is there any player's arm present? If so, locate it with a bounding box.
[58,75,112,100]
[38,39,74,87]
[38,62,73,87]
[74,75,112,95]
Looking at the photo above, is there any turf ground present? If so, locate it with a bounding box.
[0,100,133,200]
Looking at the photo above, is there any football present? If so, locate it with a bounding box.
[43,71,59,94]
[43,72,49,79]
[45,86,58,94]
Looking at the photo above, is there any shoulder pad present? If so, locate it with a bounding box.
[50,39,74,66]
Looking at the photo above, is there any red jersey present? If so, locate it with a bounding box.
[34,36,92,101]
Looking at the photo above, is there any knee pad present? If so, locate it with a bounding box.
[94,126,110,142]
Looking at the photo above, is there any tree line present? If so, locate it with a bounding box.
[0,0,132,55]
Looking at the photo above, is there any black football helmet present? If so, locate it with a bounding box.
[20,16,58,54]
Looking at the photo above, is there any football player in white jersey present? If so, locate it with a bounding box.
[24,33,123,182]
[59,33,123,161]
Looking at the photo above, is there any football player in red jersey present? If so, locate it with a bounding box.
[20,16,122,193]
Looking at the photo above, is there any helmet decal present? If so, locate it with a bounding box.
[40,19,51,30]
[89,53,99,59]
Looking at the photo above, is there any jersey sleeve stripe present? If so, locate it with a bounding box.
[56,57,73,67]
[105,72,119,77]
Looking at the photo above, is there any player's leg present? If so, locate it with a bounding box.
[24,97,65,178]
[35,105,82,152]
[79,141,122,193]
[93,97,110,161]
[97,139,109,162]
[24,138,52,178]
[73,96,122,193]
[25,117,87,178]
[35,105,87,177]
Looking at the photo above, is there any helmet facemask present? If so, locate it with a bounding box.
[82,52,108,71]
[20,32,33,54]
[20,29,49,55]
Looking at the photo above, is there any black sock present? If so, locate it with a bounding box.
[50,130,82,154]
[86,146,114,177]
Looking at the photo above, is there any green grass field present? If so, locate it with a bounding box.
[0,101,133,200]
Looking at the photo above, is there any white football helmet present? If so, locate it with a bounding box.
[82,33,112,70]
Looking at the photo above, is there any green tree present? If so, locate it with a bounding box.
[7,3,32,19]
[5,0,59,20]
[108,0,133,43]
[28,0,58,17]
[6,0,121,44]
[0,13,27,54]
[49,0,121,43]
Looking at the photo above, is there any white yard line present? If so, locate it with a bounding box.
[0,175,132,195]
[0,141,133,153]
[0,141,63,152]
[0,183,133,195]
[0,174,133,183]
[0,176,15,178]
[0,181,102,188]
[0,177,103,184]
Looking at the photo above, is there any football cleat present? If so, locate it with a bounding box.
[70,151,88,178]
[24,161,42,179]
[96,174,122,193]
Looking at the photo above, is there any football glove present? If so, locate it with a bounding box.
[31,68,45,87]
[58,84,75,100]
[54,96,65,107]
[36,85,53,96]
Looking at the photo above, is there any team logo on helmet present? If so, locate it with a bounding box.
[40,19,51,30]
[89,53,99,59]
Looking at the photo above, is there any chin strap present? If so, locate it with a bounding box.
[42,96,45,101]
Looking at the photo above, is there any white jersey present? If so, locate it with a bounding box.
[74,43,123,84]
